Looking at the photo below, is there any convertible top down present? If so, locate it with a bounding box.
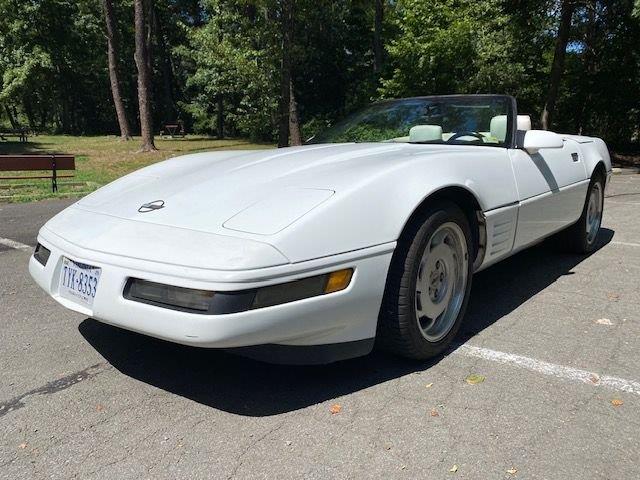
[30,95,611,364]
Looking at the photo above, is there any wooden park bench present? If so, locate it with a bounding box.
[0,155,75,193]
[160,120,186,138]
[0,128,28,143]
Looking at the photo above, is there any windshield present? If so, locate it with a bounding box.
[309,96,513,146]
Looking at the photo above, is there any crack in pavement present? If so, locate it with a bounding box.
[0,362,111,419]
[226,420,286,480]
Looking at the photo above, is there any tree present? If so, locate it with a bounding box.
[134,0,157,151]
[177,0,278,140]
[379,0,528,98]
[1,0,637,153]
[541,0,576,130]
[277,0,294,147]
[103,0,132,140]
[0,0,115,134]
[289,79,302,145]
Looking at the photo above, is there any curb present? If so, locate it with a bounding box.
[612,167,640,175]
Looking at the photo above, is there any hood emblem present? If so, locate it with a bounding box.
[138,200,165,213]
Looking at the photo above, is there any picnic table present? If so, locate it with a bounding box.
[160,121,186,138]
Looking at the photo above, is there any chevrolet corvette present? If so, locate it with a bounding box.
[29,95,611,364]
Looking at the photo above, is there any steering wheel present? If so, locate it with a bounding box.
[447,131,485,143]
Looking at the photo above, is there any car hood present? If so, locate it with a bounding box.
[73,143,453,237]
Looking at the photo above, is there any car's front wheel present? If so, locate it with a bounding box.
[378,201,474,360]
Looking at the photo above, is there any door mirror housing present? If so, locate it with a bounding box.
[522,130,564,154]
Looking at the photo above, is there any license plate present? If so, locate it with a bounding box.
[59,257,101,308]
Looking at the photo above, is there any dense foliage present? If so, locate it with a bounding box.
[0,0,638,150]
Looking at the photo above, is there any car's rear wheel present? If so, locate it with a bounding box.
[377,201,474,360]
[560,174,605,254]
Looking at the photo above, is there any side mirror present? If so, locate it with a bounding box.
[522,130,564,154]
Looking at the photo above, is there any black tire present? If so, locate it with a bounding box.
[377,201,474,360]
[558,174,605,254]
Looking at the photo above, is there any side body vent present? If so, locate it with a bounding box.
[479,205,518,269]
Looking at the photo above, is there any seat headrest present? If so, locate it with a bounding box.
[517,115,532,131]
[490,115,508,142]
[490,114,532,142]
[409,125,443,143]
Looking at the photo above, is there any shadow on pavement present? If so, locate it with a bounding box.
[79,228,615,416]
[460,227,614,342]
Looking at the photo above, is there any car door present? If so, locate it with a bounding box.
[510,139,589,249]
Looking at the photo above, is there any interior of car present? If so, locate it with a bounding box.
[404,114,532,144]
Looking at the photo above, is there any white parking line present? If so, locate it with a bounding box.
[607,201,640,206]
[456,344,640,396]
[0,236,32,251]
[611,241,640,248]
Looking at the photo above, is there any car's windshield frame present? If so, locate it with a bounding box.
[308,94,518,149]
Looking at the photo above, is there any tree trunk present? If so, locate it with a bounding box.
[289,79,302,145]
[541,0,575,130]
[154,11,176,122]
[374,0,384,74]
[103,0,132,140]
[146,2,155,77]
[4,105,18,130]
[23,97,36,130]
[134,0,157,151]
[577,0,597,134]
[217,96,224,139]
[277,0,293,148]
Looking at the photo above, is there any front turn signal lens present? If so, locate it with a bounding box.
[125,268,356,315]
[324,268,353,293]
[251,268,355,310]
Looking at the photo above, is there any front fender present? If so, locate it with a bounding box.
[268,147,516,263]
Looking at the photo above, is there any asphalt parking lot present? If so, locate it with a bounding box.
[1,175,639,480]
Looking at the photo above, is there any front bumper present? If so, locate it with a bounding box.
[30,229,394,360]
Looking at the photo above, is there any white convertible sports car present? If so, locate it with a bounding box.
[30,95,611,364]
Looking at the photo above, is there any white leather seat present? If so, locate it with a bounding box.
[409,125,443,142]
[489,115,532,142]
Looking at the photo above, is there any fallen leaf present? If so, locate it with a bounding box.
[18,443,27,449]
[96,404,105,412]
[607,293,620,301]
[329,404,342,415]
[465,374,485,385]
[507,467,518,475]
[430,408,439,417]
[449,464,458,473]
[596,318,614,326]
[425,383,434,388]
[588,373,600,384]
[611,399,624,407]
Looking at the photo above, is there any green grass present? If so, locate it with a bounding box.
[0,135,272,202]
